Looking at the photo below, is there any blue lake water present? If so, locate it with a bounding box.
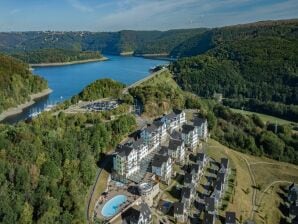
[3,55,167,123]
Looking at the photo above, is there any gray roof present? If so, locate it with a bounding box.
[193,117,207,127]
[143,123,158,134]
[132,138,145,148]
[221,158,229,169]
[203,213,215,224]
[116,145,134,157]
[191,164,200,173]
[173,202,184,215]
[184,173,193,184]
[181,187,191,199]
[170,130,182,140]
[153,120,165,127]
[168,139,183,150]
[205,197,215,212]
[225,211,236,224]
[197,153,206,162]
[122,202,151,223]
[158,147,169,156]
[163,109,183,120]
[182,124,195,134]
[152,154,169,168]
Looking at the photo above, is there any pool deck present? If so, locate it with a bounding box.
[94,180,141,221]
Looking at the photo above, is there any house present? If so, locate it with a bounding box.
[205,197,215,215]
[168,139,185,163]
[290,202,298,222]
[181,124,198,150]
[184,173,196,188]
[191,163,202,179]
[220,158,229,174]
[173,202,187,223]
[161,109,186,132]
[197,153,208,167]
[140,124,160,151]
[211,172,226,206]
[113,145,139,178]
[193,117,208,141]
[226,211,236,224]
[132,138,149,161]
[152,154,172,184]
[181,187,195,208]
[153,120,167,143]
[289,183,298,204]
[122,202,152,224]
[203,213,215,224]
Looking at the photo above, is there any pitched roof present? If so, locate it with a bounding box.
[122,202,151,223]
[193,117,207,127]
[152,154,170,168]
[191,164,200,173]
[225,211,236,224]
[182,124,195,134]
[116,145,134,157]
[221,158,229,169]
[197,153,206,162]
[184,173,193,184]
[143,123,158,134]
[203,213,215,224]
[170,130,182,140]
[132,138,146,148]
[205,197,215,212]
[181,187,191,199]
[173,202,184,215]
[158,147,169,156]
[168,139,183,150]
[153,120,165,128]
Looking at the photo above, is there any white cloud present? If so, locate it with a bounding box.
[66,0,93,12]
[10,8,21,15]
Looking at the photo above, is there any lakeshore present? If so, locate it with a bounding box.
[30,57,108,67]
[0,88,53,122]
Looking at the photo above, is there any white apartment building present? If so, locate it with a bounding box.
[181,124,198,150]
[113,145,139,178]
[168,138,185,163]
[151,154,172,184]
[194,117,208,141]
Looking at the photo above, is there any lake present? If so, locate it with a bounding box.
[3,55,167,123]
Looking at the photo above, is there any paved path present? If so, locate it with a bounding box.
[257,180,292,207]
[122,68,168,94]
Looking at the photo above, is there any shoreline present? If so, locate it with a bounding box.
[30,57,108,67]
[0,88,53,122]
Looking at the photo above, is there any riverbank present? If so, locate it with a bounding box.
[30,57,108,67]
[0,88,53,122]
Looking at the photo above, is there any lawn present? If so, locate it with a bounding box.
[206,139,298,224]
[230,108,296,125]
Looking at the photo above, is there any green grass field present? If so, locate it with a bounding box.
[206,139,298,224]
[230,108,296,125]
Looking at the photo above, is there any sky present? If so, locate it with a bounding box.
[0,0,297,31]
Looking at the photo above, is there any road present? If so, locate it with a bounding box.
[122,67,168,94]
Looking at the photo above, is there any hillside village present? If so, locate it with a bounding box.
[93,110,239,224]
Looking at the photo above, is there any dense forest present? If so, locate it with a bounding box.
[12,49,102,64]
[129,70,201,117]
[210,105,298,165]
[128,69,298,164]
[0,112,136,223]
[169,19,298,121]
[71,79,125,102]
[0,54,48,113]
[0,29,207,56]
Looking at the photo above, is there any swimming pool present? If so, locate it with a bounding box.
[101,195,127,218]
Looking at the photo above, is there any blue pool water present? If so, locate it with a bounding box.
[101,195,127,218]
[2,55,167,123]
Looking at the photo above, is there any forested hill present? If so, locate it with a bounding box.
[11,49,103,64]
[0,28,207,56]
[169,19,298,121]
[0,54,48,113]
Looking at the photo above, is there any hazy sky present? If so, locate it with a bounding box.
[0,0,297,31]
